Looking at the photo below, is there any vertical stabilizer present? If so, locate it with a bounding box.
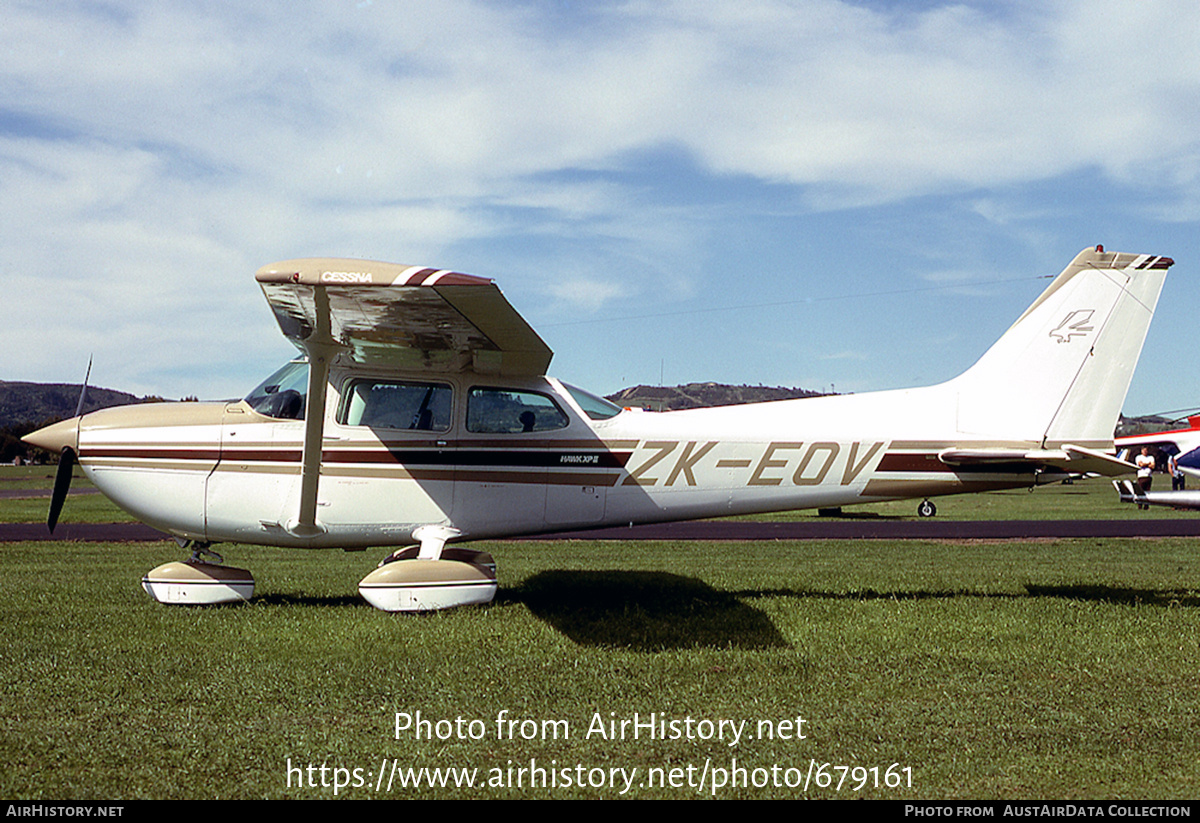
[951,246,1171,447]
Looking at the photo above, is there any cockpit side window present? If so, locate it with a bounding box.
[341,380,453,431]
[467,387,568,433]
[245,360,308,420]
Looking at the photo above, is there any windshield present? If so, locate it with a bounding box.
[245,360,308,420]
[562,383,622,420]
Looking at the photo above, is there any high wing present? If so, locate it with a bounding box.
[255,258,553,539]
[256,258,552,376]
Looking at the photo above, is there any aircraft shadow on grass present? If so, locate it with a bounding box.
[724,584,1200,608]
[503,570,790,651]
[1023,584,1200,607]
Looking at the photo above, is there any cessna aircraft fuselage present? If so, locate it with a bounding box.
[24,246,1174,609]
[36,370,1063,549]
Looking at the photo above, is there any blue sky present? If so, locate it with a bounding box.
[3,1,1199,417]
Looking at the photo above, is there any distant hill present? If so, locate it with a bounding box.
[1115,414,1198,438]
[0,381,141,428]
[0,381,148,463]
[606,382,826,411]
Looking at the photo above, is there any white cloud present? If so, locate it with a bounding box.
[544,278,629,313]
[2,1,1198,401]
[818,349,869,361]
[11,2,1200,198]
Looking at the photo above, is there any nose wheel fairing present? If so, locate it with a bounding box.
[141,558,255,606]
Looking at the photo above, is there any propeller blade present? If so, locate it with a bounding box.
[47,447,76,533]
[74,356,92,418]
[44,358,92,533]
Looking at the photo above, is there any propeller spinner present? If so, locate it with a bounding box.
[26,359,91,533]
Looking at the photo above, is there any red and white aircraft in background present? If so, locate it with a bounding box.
[1113,415,1200,510]
[24,245,1173,610]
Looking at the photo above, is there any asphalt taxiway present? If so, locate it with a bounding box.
[4,518,1200,542]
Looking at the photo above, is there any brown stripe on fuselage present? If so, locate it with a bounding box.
[88,448,622,487]
[453,469,620,486]
[84,459,217,473]
[82,445,632,469]
[83,447,222,462]
[876,452,947,472]
[452,438,638,450]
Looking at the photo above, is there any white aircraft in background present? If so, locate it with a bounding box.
[24,245,1173,611]
[1112,416,1200,510]
[1113,479,1200,510]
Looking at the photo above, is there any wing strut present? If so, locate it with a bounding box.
[290,287,344,538]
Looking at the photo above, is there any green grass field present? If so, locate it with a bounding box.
[3,466,1199,799]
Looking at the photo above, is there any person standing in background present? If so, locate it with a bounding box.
[1136,447,1156,509]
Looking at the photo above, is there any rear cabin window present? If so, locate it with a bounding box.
[467,388,569,433]
[342,380,453,432]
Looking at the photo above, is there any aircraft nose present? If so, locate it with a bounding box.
[22,417,80,454]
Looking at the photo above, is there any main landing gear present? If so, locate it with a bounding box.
[358,546,497,612]
[357,525,497,612]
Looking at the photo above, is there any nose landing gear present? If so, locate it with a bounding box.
[141,543,255,605]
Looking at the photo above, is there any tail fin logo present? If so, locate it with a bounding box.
[1049,309,1095,343]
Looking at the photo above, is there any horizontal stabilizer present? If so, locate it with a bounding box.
[1060,445,1138,474]
[940,445,1135,477]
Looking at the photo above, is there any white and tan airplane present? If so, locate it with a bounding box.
[24,245,1173,611]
